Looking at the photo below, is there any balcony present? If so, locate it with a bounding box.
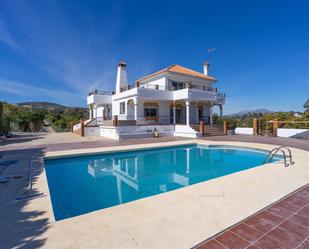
[94,83,225,104]
[137,84,226,104]
[87,90,113,105]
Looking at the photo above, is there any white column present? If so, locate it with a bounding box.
[209,105,213,125]
[186,148,190,174]
[186,101,190,126]
[196,105,199,124]
[117,178,123,204]
[173,106,176,124]
[134,102,138,121]
[220,105,223,117]
[89,106,93,120]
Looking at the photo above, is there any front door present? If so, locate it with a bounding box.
[198,106,203,122]
[176,107,183,124]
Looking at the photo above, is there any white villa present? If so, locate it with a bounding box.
[74,61,225,139]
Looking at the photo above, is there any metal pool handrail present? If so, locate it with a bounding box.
[264,146,295,167]
[15,155,45,201]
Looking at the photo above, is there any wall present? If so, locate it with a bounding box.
[174,125,200,138]
[158,101,171,124]
[277,128,309,138]
[100,126,119,139]
[73,123,81,131]
[235,127,253,135]
[87,94,112,105]
[140,77,167,89]
[100,125,175,139]
[85,126,100,136]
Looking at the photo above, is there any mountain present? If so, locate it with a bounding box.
[17,102,86,111]
[230,108,274,117]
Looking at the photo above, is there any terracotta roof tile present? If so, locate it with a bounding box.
[136,64,217,82]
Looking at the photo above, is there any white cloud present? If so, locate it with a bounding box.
[0,78,84,106]
[0,17,24,52]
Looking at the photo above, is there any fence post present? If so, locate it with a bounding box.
[253,118,258,135]
[223,120,228,135]
[113,115,118,126]
[80,120,85,137]
[199,121,205,134]
[273,119,278,137]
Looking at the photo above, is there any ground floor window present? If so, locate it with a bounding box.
[144,108,157,117]
[120,102,125,114]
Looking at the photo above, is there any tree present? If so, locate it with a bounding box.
[29,111,46,132]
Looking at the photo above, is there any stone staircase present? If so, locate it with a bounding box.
[73,128,81,135]
[190,125,224,136]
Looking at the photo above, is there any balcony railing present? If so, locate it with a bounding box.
[88,90,114,96]
[91,83,225,98]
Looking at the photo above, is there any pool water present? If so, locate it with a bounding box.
[45,145,277,220]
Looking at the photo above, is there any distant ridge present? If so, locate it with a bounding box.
[230,108,274,117]
[17,101,86,111]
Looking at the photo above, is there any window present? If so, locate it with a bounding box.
[144,108,157,117]
[120,102,125,114]
[172,81,185,90]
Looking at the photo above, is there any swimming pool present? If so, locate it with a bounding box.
[45,145,278,220]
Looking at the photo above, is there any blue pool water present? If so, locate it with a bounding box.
[45,145,277,220]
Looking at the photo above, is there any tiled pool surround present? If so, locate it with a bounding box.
[195,184,309,249]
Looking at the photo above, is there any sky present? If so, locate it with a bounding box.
[0,0,308,114]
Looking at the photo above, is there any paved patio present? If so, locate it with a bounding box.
[1,132,308,152]
[195,184,309,249]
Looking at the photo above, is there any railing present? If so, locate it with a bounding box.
[264,146,294,167]
[85,117,113,126]
[88,90,114,96]
[90,83,225,98]
[117,82,225,95]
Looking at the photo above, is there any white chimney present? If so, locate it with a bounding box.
[203,61,209,75]
[116,60,128,94]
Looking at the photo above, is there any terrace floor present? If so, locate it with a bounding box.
[195,184,309,249]
[0,133,308,249]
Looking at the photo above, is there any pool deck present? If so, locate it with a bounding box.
[0,133,309,249]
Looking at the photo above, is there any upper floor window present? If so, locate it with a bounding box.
[171,81,185,90]
[120,102,125,114]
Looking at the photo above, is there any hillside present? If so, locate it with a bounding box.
[230,108,274,117]
[17,101,86,111]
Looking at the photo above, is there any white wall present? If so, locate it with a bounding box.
[278,128,309,138]
[100,126,119,139]
[235,127,253,135]
[85,126,100,136]
[87,94,112,105]
[99,124,201,139]
[73,123,81,131]
[174,125,200,138]
[100,125,175,139]
[140,77,167,89]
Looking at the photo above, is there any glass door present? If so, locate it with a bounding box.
[176,107,183,124]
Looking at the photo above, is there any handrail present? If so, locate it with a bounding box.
[264,146,295,167]
[15,155,45,201]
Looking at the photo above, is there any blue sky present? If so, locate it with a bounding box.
[0,0,308,114]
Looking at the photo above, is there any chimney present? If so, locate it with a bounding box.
[203,61,209,75]
[116,60,128,94]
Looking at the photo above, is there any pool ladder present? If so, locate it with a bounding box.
[264,146,295,167]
